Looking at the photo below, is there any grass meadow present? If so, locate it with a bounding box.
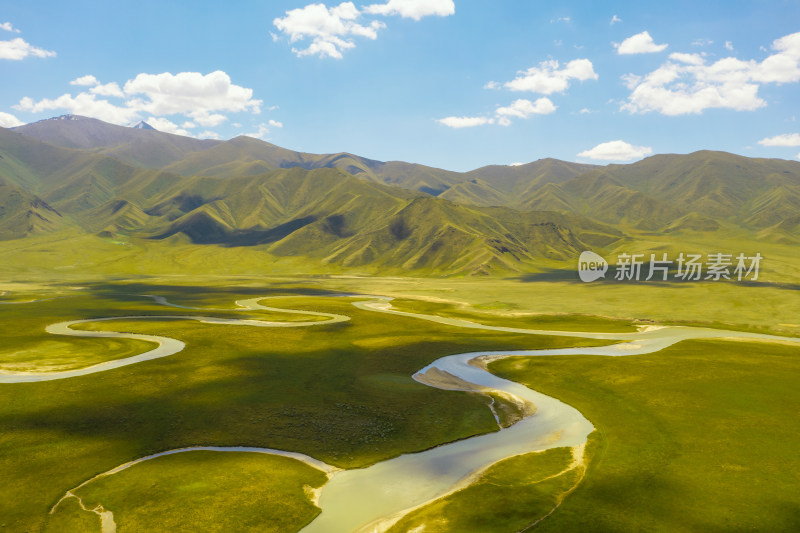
[0,275,798,532]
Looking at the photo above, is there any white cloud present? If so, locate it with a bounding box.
[496,98,556,125]
[797,152,800,160]
[504,59,598,94]
[509,162,524,166]
[484,81,500,90]
[0,22,18,33]
[273,2,385,59]
[90,82,124,98]
[274,1,452,58]
[668,52,704,66]
[198,130,220,140]
[0,111,24,127]
[14,93,140,124]
[578,140,653,161]
[146,117,190,136]
[551,16,570,24]
[614,31,668,55]
[363,0,454,20]
[268,119,283,128]
[181,121,196,128]
[622,32,800,115]
[191,111,228,127]
[15,70,264,128]
[725,41,734,51]
[439,98,556,128]
[0,37,55,60]
[579,108,593,114]
[70,75,99,86]
[436,116,494,128]
[610,15,622,25]
[123,71,261,116]
[244,123,274,139]
[692,38,713,47]
[0,22,20,33]
[758,133,800,146]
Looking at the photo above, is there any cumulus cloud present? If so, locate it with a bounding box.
[14,70,264,129]
[440,57,593,128]
[191,111,228,127]
[0,111,24,127]
[436,116,494,128]
[725,41,734,51]
[614,31,668,55]
[274,1,452,58]
[438,97,556,128]
[15,93,141,124]
[70,75,99,86]
[244,123,276,139]
[146,116,191,136]
[503,59,598,94]
[758,133,800,146]
[495,98,556,125]
[668,52,705,66]
[273,2,385,59]
[578,140,653,161]
[90,82,125,98]
[123,71,261,116]
[610,15,622,25]
[268,119,284,128]
[198,130,220,140]
[0,22,21,33]
[363,0,454,20]
[622,32,800,115]
[0,37,55,60]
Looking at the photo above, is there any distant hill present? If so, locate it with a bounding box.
[0,125,620,274]
[12,115,220,168]
[4,114,800,274]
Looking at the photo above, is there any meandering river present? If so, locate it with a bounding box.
[3,292,798,532]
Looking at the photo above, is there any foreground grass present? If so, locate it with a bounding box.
[46,451,328,532]
[0,282,606,532]
[489,339,800,532]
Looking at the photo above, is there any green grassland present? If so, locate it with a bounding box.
[388,446,582,533]
[487,340,800,532]
[47,451,328,533]
[1,274,799,532]
[0,282,607,532]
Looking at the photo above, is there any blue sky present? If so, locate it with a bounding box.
[1,0,800,171]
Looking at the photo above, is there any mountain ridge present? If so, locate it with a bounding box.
[3,115,800,274]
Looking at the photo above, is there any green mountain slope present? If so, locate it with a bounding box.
[0,129,620,274]
[0,176,65,239]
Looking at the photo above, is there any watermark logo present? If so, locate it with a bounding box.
[578,251,608,282]
[578,251,762,283]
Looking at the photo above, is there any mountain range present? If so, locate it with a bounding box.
[1,114,799,274]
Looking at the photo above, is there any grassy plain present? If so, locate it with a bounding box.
[0,281,607,532]
[487,340,800,532]
[1,263,798,532]
[47,451,328,533]
[388,446,582,533]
